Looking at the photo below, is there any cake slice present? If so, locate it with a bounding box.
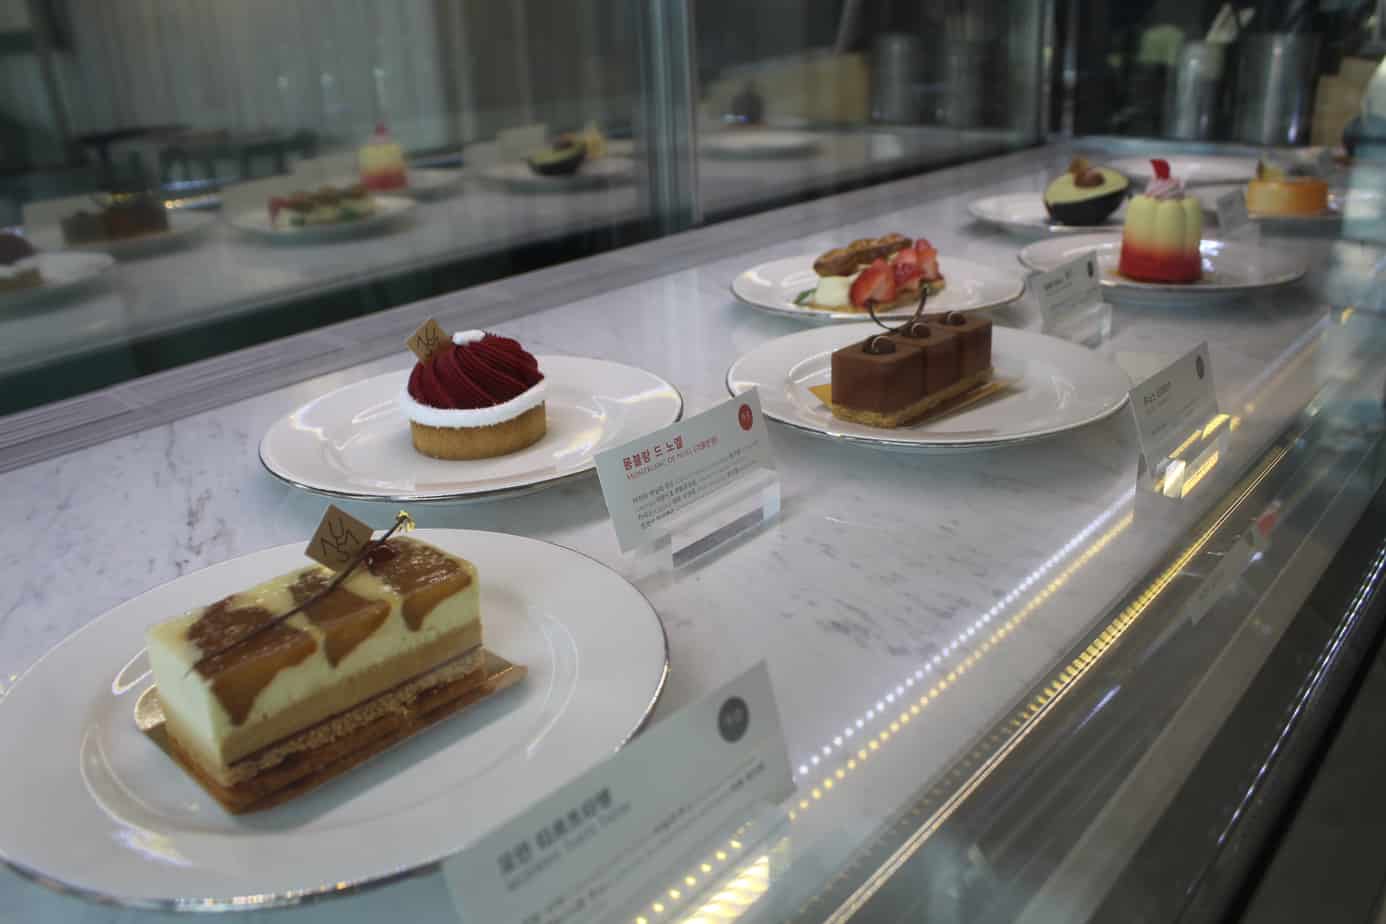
[145,536,484,796]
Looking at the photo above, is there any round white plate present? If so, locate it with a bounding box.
[476,156,636,193]
[229,195,415,242]
[261,356,683,502]
[28,210,215,259]
[727,324,1130,452]
[0,528,668,908]
[701,130,820,159]
[0,251,115,309]
[968,191,1124,237]
[1017,233,1307,308]
[1110,155,1259,187]
[731,254,1025,324]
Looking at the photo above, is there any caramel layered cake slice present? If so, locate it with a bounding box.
[145,536,483,806]
[827,311,994,428]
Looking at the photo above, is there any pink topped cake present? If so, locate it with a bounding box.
[1118,159,1202,284]
[399,331,547,460]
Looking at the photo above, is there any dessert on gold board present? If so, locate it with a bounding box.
[60,192,169,245]
[796,234,945,312]
[812,295,1000,429]
[143,512,522,813]
[0,232,41,292]
[1118,158,1202,284]
[399,326,547,460]
[1245,160,1330,216]
[1042,157,1129,226]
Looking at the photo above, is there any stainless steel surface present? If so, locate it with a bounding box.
[1166,41,1225,141]
[1234,33,1323,146]
[871,34,922,124]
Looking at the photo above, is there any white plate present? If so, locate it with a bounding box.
[726,324,1130,452]
[260,356,683,502]
[968,192,1124,237]
[0,251,115,309]
[0,528,668,908]
[28,210,215,259]
[1110,155,1259,187]
[731,254,1025,324]
[229,195,415,242]
[701,130,820,159]
[1017,233,1308,308]
[476,156,636,193]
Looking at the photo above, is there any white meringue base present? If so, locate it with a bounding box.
[398,379,547,429]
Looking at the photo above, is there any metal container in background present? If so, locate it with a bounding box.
[1165,41,1225,140]
[1234,33,1322,145]
[871,33,922,123]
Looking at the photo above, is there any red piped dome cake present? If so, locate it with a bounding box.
[1118,159,1203,284]
[399,330,547,460]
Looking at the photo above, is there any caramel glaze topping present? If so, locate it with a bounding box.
[290,570,389,667]
[187,598,317,726]
[370,537,472,630]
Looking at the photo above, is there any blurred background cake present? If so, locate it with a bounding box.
[1118,158,1202,284]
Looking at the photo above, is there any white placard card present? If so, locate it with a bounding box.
[595,390,779,565]
[1128,343,1222,498]
[1033,251,1109,345]
[444,662,794,924]
[1215,188,1254,238]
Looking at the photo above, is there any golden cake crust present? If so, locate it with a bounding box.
[409,402,547,459]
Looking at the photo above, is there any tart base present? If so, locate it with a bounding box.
[824,367,994,428]
[805,278,946,313]
[409,403,547,460]
[138,648,526,814]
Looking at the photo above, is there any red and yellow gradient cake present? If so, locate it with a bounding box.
[1118,158,1202,284]
[399,331,547,460]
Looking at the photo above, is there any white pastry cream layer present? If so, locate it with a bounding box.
[145,539,480,769]
[398,378,546,429]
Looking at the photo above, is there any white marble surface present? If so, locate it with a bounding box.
[0,145,1378,921]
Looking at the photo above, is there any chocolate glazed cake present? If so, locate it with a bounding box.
[828,302,994,429]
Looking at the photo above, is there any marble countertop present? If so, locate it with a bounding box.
[0,128,1015,379]
[0,143,1380,922]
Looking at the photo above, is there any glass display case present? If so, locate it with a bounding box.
[2,3,1386,924]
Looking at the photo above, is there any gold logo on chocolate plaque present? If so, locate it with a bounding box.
[407,317,450,363]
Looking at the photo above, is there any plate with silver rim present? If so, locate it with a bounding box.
[0,528,668,909]
[1110,155,1259,187]
[228,195,415,242]
[260,355,683,502]
[726,324,1130,453]
[475,156,637,193]
[0,251,114,309]
[27,210,216,259]
[731,254,1024,325]
[968,191,1124,237]
[1017,233,1307,308]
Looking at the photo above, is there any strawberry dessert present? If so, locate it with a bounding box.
[398,331,547,460]
[799,234,945,312]
[1118,159,1203,284]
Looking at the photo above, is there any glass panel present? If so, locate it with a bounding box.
[692,0,1046,220]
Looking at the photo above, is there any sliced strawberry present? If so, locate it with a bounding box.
[893,259,922,290]
[914,240,941,281]
[892,245,920,269]
[1151,158,1171,180]
[849,258,896,308]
